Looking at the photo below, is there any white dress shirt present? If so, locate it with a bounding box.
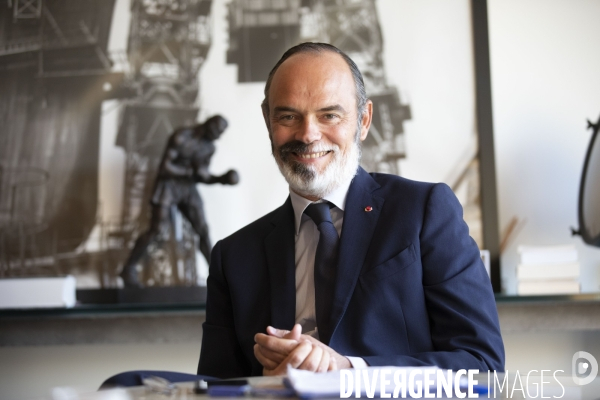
[288,178,368,369]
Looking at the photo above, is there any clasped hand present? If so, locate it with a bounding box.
[253,324,351,376]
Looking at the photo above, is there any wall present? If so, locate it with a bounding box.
[488,0,600,390]
[488,0,600,293]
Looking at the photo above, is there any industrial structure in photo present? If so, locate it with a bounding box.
[0,0,416,288]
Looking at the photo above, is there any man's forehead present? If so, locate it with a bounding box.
[283,49,346,65]
[275,51,350,78]
[268,51,356,106]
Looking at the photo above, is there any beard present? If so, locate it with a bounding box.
[273,133,361,199]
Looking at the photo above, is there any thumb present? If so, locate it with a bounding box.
[266,324,302,340]
[286,324,302,340]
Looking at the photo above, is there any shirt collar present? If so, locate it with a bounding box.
[289,176,353,235]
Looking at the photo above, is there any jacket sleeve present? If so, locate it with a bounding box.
[362,183,505,371]
[197,241,251,378]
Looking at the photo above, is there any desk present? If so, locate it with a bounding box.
[2,299,600,400]
[76,374,600,400]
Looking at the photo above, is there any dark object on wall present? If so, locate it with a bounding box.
[1,0,502,298]
[120,116,238,288]
[572,114,600,247]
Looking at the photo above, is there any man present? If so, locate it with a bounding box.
[197,43,504,378]
[120,115,238,288]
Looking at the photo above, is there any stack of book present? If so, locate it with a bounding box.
[0,276,76,309]
[516,245,581,295]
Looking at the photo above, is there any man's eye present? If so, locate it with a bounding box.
[323,114,339,120]
[280,115,295,121]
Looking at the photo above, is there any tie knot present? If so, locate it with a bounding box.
[304,202,333,226]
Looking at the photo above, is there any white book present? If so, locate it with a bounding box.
[517,279,580,295]
[517,262,580,281]
[517,244,578,265]
[0,276,76,309]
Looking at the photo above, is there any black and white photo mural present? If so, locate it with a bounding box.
[0,0,484,289]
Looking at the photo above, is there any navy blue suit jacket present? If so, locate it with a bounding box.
[198,168,504,378]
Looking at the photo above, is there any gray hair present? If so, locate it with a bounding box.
[261,42,368,130]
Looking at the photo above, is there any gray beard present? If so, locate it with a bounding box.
[274,138,361,199]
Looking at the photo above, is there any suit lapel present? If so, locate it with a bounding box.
[327,168,384,343]
[265,197,297,331]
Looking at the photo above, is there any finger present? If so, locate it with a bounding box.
[255,333,298,355]
[254,344,279,370]
[317,349,330,373]
[256,343,286,364]
[281,341,313,370]
[298,345,324,372]
[297,335,344,368]
[328,356,337,371]
[255,333,298,353]
[267,341,313,377]
[299,334,329,351]
[266,326,289,338]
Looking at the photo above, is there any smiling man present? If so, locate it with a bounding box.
[197,43,504,378]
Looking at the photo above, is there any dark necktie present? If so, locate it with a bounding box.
[304,202,339,344]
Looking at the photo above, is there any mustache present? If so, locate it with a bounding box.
[278,141,334,155]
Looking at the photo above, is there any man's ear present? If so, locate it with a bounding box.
[359,100,373,141]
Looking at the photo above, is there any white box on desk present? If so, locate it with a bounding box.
[0,276,76,309]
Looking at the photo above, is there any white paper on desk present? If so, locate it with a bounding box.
[286,365,441,398]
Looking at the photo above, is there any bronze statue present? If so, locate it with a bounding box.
[120,115,238,288]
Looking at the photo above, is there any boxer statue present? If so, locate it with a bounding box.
[120,115,238,288]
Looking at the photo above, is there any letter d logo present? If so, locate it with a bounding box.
[572,351,598,385]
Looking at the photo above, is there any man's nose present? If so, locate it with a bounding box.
[295,117,321,143]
